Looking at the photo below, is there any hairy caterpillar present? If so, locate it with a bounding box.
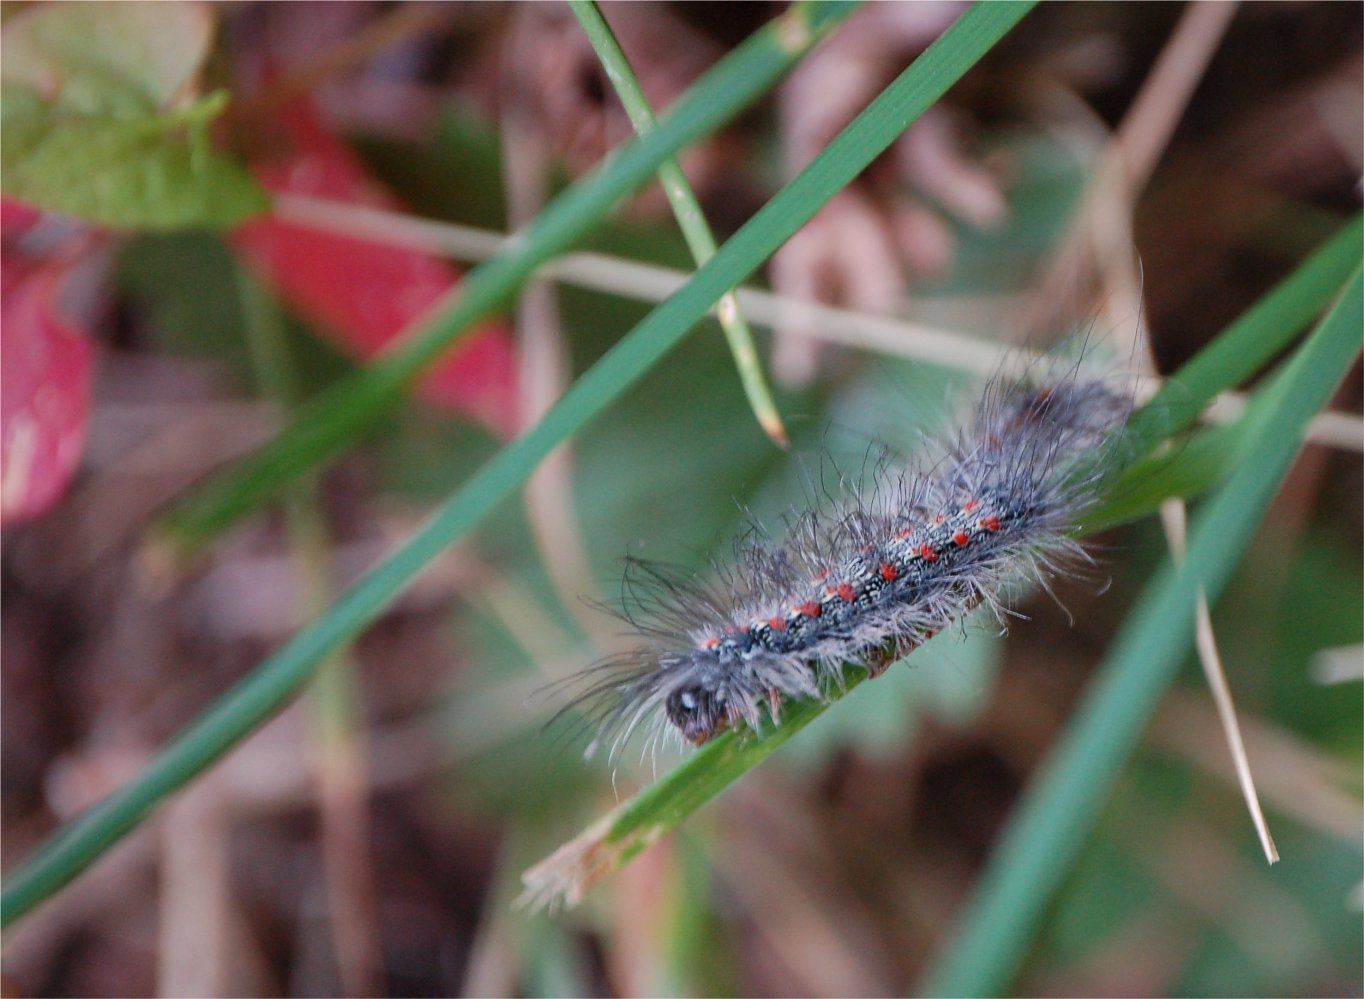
[565,361,1132,758]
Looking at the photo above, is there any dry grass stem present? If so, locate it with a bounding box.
[270,193,1364,453]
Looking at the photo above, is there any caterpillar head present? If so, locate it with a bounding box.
[657,636,824,745]
[664,683,730,745]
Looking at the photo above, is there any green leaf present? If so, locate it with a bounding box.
[0,1,267,229]
[2,90,267,229]
[0,1,214,114]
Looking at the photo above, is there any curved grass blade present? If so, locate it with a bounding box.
[518,673,872,910]
[919,265,1362,997]
[154,0,856,561]
[0,0,1038,929]
[570,0,789,447]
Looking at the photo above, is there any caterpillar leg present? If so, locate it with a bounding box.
[862,638,905,679]
[767,688,783,722]
[866,634,923,678]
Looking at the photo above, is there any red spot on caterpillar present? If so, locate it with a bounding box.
[796,601,822,618]
[918,544,938,562]
[953,531,969,546]
[814,567,831,581]
[933,513,947,525]
[836,582,856,602]
[767,617,787,631]
[980,515,1001,532]
[701,637,720,650]
[896,528,912,539]
[880,563,898,581]
[963,498,979,513]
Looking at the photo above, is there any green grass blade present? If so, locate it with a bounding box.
[0,0,1038,929]
[570,0,789,446]
[1120,213,1361,456]
[1083,420,1242,529]
[1079,213,1361,528]
[513,230,1361,910]
[154,0,857,560]
[919,266,1363,998]
[519,673,877,909]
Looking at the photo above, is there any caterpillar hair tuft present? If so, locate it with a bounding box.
[561,358,1135,760]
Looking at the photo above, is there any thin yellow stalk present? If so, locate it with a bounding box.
[570,0,789,446]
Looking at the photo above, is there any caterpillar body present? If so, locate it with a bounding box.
[570,367,1131,757]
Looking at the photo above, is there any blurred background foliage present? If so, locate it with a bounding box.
[1,2,1360,996]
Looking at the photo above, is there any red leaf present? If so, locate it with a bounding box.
[1,197,42,239]
[232,106,519,437]
[1,241,94,524]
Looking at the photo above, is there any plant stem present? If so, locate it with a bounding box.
[235,266,383,995]
[570,0,788,447]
